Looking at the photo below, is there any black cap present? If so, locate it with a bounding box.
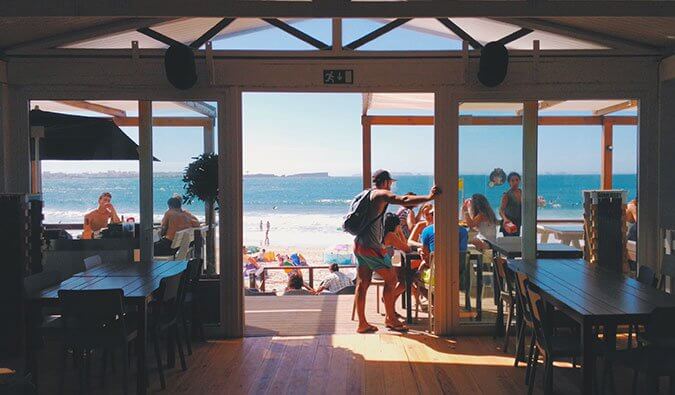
[372,169,396,184]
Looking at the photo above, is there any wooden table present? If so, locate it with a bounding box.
[402,252,420,324]
[28,260,187,395]
[507,258,675,394]
[538,224,584,248]
[486,237,584,260]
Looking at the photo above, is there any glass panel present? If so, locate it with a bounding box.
[458,102,523,326]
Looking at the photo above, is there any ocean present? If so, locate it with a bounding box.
[41,174,637,246]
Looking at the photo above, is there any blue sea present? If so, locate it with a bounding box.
[41,174,637,246]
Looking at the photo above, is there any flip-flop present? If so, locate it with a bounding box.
[357,325,379,334]
[386,323,409,332]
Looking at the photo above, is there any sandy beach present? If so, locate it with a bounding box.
[244,243,357,293]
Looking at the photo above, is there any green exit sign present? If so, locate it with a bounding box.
[323,69,353,84]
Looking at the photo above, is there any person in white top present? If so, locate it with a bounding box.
[462,193,498,250]
[314,264,354,294]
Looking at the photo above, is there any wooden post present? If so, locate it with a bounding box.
[362,116,371,189]
[218,89,244,338]
[332,18,342,53]
[522,101,539,261]
[601,118,613,190]
[433,88,458,335]
[203,118,216,274]
[138,100,154,263]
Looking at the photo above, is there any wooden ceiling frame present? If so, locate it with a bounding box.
[2,18,170,54]
[363,114,637,126]
[515,100,565,116]
[497,17,661,53]
[592,100,638,116]
[56,100,127,117]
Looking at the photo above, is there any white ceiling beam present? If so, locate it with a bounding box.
[1,1,675,18]
[515,100,564,116]
[174,101,217,118]
[593,100,638,116]
[56,100,127,117]
[496,18,662,53]
[3,18,169,53]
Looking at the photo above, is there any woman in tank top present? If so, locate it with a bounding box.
[499,172,522,237]
[462,193,498,250]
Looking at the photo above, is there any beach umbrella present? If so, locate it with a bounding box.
[29,109,159,193]
[29,109,159,161]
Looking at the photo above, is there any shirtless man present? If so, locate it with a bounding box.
[82,192,121,239]
[154,196,201,256]
[353,169,440,333]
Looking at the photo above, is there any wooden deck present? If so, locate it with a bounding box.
[244,286,498,337]
[33,332,658,394]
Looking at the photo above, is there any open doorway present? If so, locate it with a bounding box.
[241,92,437,336]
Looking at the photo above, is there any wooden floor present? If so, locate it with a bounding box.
[244,286,498,337]
[34,332,663,394]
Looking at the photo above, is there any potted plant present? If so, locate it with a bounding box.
[183,153,218,275]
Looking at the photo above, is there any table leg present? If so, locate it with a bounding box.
[137,300,148,395]
[405,256,412,324]
[476,255,483,321]
[581,320,595,395]
[494,259,504,336]
[464,255,471,311]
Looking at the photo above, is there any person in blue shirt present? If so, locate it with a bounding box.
[416,223,469,299]
[420,224,469,254]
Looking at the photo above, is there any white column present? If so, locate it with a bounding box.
[138,101,154,263]
[640,89,660,271]
[656,56,675,274]
[218,89,243,338]
[433,88,458,335]
[522,101,539,261]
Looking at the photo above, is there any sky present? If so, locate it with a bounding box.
[41,19,638,176]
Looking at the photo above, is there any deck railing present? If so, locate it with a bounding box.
[259,265,357,292]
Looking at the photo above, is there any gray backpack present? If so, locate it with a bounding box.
[342,189,373,236]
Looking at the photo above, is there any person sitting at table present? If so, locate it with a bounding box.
[82,192,121,239]
[314,263,353,294]
[462,193,498,250]
[499,172,522,237]
[154,195,201,256]
[407,203,434,248]
[396,192,423,238]
[626,195,638,242]
[417,222,469,300]
[283,272,315,295]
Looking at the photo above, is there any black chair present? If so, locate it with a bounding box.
[23,271,62,384]
[150,271,189,389]
[627,265,659,348]
[513,272,578,386]
[659,254,675,292]
[335,285,356,295]
[57,289,137,395]
[494,258,516,353]
[83,255,102,270]
[602,307,675,394]
[181,258,205,355]
[524,280,582,395]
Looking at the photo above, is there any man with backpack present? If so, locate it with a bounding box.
[345,169,440,333]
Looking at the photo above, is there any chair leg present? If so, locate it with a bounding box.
[525,336,536,385]
[376,285,381,314]
[174,325,187,371]
[100,348,108,388]
[182,314,193,356]
[58,344,68,395]
[152,331,166,389]
[503,301,514,353]
[528,348,540,395]
[544,358,554,395]
[514,319,525,367]
[122,345,130,395]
